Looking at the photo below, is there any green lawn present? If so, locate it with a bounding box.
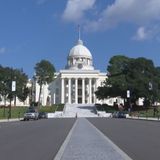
[96,104,118,113]
[0,104,65,119]
[0,107,28,119]
[131,107,160,118]
[96,103,160,118]
[39,104,64,113]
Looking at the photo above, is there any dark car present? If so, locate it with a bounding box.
[112,111,126,118]
[38,112,47,119]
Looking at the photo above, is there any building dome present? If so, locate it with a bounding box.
[66,39,94,70]
[69,40,92,58]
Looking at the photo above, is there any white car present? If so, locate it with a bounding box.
[24,109,39,121]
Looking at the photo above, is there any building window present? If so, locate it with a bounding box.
[78,89,82,95]
[56,88,59,95]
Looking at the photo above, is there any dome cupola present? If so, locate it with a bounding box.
[69,39,92,58]
[66,38,94,70]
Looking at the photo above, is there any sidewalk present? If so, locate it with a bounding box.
[0,118,23,123]
[128,116,160,121]
[55,118,132,160]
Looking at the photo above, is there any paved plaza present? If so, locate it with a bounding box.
[1,115,160,160]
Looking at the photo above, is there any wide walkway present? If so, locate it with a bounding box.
[55,118,132,160]
[63,104,98,117]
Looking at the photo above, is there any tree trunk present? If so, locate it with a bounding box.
[9,98,12,119]
[4,95,6,106]
[38,83,42,108]
[14,95,16,106]
[3,95,6,117]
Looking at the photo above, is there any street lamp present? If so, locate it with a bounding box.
[127,90,131,112]
[12,81,16,92]
[149,82,153,91]
[8,69,16,119]
[0,81,6,117]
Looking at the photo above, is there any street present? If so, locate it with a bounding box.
[0,118,75,160]
[88,118,160,160]
[1,118,160,160]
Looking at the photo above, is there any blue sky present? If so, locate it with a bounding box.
[1,0,160,78]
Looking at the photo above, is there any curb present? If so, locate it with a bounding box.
[127,116,160,122]
[0,118,23,123]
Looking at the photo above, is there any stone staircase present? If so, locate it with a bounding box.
[63,104,98,118]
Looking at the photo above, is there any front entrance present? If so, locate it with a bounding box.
[78,79,82,103]
[60,77,97,104]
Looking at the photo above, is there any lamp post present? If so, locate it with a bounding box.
[12,80,16,103]
[1,81,6,117]
[149,81,155,116]
[8,68,16,119]
[30,76,36,106]
[148,81,153,106]
[127,90,131,112]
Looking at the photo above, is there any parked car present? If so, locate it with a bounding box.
[24,108,39,121]
[112,111,126,118]
[38,112,47,119]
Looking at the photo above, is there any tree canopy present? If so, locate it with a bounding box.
[13,68,29,102]
[34,59,56,106]
[95,55,160,107]
[0,66,29,105]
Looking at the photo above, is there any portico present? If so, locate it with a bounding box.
[60,76,97,104]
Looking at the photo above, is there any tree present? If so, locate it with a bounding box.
[0,66,29,106]
[0,66,29,118]
[96,55,131,99]
[0,67,13,105]
[13,68,29,104]
[0,66,11,116]
[125,58,158,104]
[95,55,160,107]
[34,60,55,107]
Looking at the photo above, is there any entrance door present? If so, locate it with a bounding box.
[78,79,82,103]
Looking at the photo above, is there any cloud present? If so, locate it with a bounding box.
[0,47,6,54]
[36,0,49,5]
[62,0,160,40]
[133,27,148,41]
[61,0,160,41]
[62,0,96,22]
[133,25,160,41]
[84,0,160,31]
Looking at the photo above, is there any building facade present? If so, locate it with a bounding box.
[47,38,106,105]
[0,37,126,107]
[0,37,124,106]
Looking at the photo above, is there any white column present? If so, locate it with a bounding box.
[82,78,85,104]
[53,92,56,104]
[93,79,96,104]
[89,78,92,104]
[68,78,71,104]
[61,78,64,104]
[75,78,78,104]
[95,79,98,103]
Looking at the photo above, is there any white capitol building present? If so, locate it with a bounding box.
[34,37,107,106]
[0,35,124,107]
